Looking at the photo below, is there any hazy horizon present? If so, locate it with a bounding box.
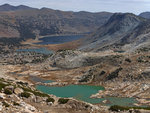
[0,0,150,14]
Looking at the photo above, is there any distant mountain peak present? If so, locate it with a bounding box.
[1,3,11,6]
[106,13,142,24]
[101,13,143,35]
[139,12,150,19]
[79,13,146,52]
[0,4,34,11]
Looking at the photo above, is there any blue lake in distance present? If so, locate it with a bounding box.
[36,35,84,45]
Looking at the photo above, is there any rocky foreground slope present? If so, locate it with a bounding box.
[0,75,106,113]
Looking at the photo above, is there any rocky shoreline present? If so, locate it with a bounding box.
[36,82,68,87]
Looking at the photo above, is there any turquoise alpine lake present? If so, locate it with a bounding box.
[36,84,137,106]
[16,48,53,55]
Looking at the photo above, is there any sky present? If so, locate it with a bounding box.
[0,0,150,14]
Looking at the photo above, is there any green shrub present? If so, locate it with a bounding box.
[31,59,42,63]
[46,97,55,103]
[113,55,122,58]
[109,105,150,112]
[20,92,30,98]
[4,89,12,95]
[139,47,150,52]
[58,98,69,104]
[57,49,71,52]
[0,82,8,91]
[137,57,145,63]
[106,68,123,80]
[109,105,129,111]
[125,58,131,63]
[100,71,106,75]
[17,81,28,86]
[13,102,20,106]
[32,91,49,97]
[2,102,9,107]
[131,106,150,110]
[85,105,89,108]
[21,87,49,97]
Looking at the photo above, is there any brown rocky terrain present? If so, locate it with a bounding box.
[0,69,104,113]
[0,46,150,107]
[1,37,150,112]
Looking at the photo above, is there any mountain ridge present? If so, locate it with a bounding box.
[139,12,150,19]
[79,13,148,52]
[0,4,113,39]
[0,4,35,11]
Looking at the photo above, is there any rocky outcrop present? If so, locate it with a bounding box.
[50,50,85,68]
[36,82,68,87]
[14,88,24,95]
[50,50,122,69]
